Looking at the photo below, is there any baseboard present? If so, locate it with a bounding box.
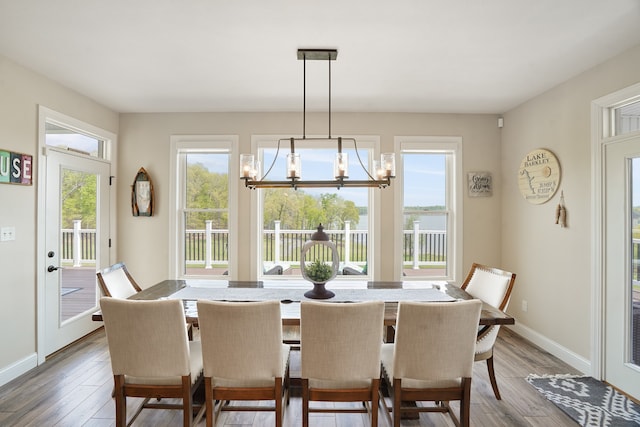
[507,324,591,375]
[0,353,38,388]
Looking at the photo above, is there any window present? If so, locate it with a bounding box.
[170,136,238,279]
[613,99,640,136]
[252,135,378,280]
[395,137,462,281]
[45,122,106,158]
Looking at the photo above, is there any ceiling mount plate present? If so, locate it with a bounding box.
[297,49,338,61]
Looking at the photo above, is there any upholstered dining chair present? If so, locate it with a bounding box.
[300,300,385,427]
[461,262,517,400]
[380,299,482,427]
[99,297,204,427]
[96,262,141,298]
[196,300,290,427]
[97,262,193,340]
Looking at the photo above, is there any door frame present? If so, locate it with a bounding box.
[591,81,640,380]
[36,106,117,364]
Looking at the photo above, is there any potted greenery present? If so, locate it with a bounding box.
[304,259,334,284]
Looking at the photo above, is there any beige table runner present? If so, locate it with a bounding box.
[169,286,456,303]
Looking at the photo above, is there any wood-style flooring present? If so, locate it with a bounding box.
[0,327,581,426]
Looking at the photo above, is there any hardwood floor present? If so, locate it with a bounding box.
[0,327,580,426]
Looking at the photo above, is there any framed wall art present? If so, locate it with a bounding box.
[467,171,492,197]
[518,148,561,204]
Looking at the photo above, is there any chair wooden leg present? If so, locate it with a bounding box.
[113,375,127,427]
[181,376,192,427]
[460,377,472,427]
[275,377,283,427]
[486,355,502,400]
[302,378,310,427]
[205,377,214,427]
[370,378,379,427]
[393,378,402,427]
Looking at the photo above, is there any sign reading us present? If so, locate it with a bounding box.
[0,149,33,185]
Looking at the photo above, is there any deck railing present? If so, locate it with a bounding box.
[62,220,447,270]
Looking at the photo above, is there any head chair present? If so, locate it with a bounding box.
[96,262,141,299]
[461,262,517,400]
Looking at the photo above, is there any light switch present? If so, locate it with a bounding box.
[1,227,15,242]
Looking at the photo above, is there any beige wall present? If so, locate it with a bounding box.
[0,55,118,378]
[117,112,503,285]
[502,44,640,364]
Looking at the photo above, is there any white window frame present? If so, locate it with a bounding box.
[169,135,239,279]
[393,136,463,283]
[249,134,381,282]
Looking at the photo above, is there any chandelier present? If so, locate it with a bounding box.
[240,48,395,189]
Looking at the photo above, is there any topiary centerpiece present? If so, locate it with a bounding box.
[301,224,339,299]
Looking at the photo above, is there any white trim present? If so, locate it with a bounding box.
[169,135,239,279]
[591,81,640,380]
[0,353,38,387]
[508,324,591,375]
[393,136,463,283]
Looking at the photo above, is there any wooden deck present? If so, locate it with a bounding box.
[61,267,99,322]
[0,327,581,426]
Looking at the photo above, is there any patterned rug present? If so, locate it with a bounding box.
[526,374,640,426]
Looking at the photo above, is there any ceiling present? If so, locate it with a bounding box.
[1,0,639,114]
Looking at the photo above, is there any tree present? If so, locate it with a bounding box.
[185,163,228,229]
[61,170,97,228]
[263,189,359,230]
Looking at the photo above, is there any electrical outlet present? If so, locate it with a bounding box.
[1,227,15,242]
[522,300,528,312]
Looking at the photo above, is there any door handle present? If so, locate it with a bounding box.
[47,265,61,273]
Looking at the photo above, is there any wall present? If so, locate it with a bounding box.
[502,44,640,370]
[117,112,503,286]
[0,55,118,384]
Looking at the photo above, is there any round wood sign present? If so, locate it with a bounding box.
[518,148,561,204]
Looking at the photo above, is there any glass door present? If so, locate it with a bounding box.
[43,149,110,355]
[604,135,640,399]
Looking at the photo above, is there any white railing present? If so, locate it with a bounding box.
[62,220,447,270]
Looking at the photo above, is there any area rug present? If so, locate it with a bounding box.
[526,374,640,426]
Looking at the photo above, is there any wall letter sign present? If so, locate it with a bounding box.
[0,149,33,185]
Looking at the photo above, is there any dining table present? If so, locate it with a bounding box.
[92,279,515,342]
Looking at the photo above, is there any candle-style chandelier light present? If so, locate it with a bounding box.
[240,48,395,189]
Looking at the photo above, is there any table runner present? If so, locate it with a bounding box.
[168,286,456,303]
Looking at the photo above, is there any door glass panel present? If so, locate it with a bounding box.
[631,158,640,366]
[60,168,97,322]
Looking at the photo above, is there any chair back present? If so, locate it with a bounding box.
[96,262,142,299]
[392,300,482,383]
[100,298,191,378]
[461,263,516,310]
[301,301,384,387]
[197,300,284,384]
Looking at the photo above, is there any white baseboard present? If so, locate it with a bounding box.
[0,353,38,388]
[508,324,591,375]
